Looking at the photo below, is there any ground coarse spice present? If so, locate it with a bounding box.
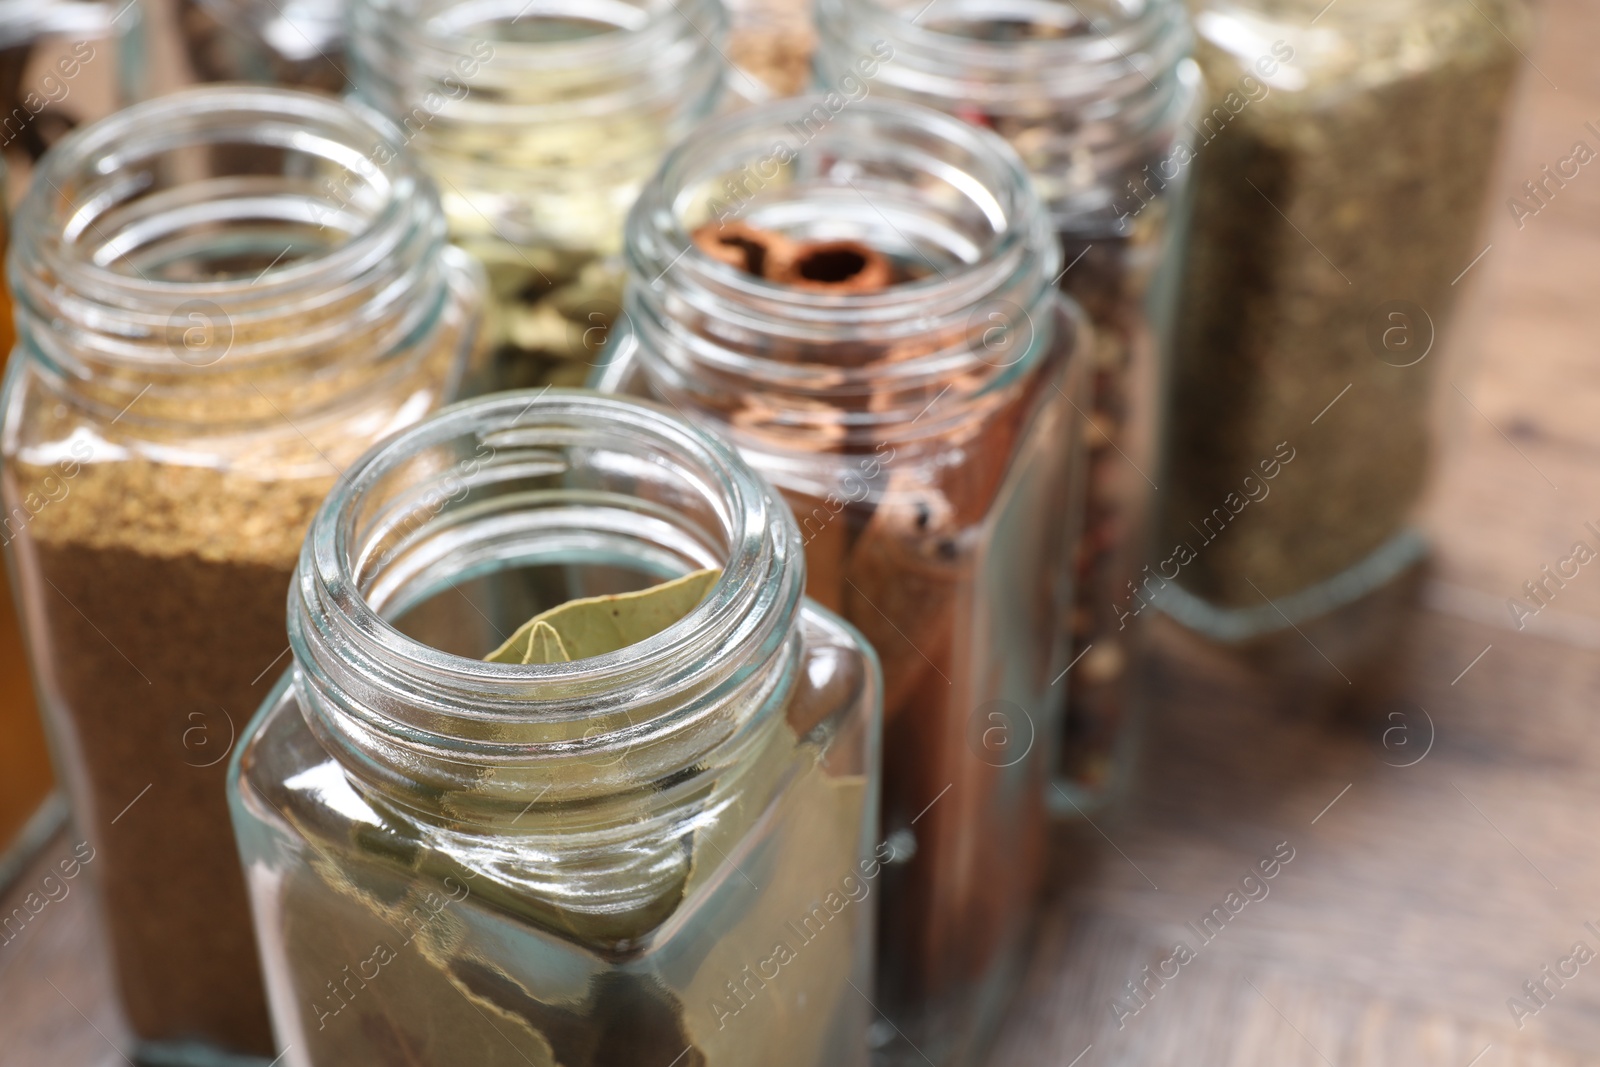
[1164,0,1524,611]
[5,339,467,1054]
[9,457,334,1053]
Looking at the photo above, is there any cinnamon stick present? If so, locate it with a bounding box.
[691,221,796,279]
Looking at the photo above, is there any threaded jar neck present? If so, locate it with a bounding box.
[289,390,805,826]
[816,0,1196,231]
[819,0,1191,107]
[348,0,728,158]
[621,96,1062,453]
[8,85,460,429]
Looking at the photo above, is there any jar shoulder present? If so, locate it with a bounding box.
[232,601,881,920]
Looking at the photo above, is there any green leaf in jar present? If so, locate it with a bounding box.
[484,568,721,665]
[521,621,571,666]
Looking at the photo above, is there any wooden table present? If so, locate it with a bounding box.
[3,1,1599,1064]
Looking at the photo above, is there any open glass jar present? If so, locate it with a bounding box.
[348,0,728,391]
[594,98,1085,1067]
[0,159,62,891]
[230,390,880,1067]
[1156,0,1527,682]
[0,86,481,1065]
[0,0,141,170]
[175,0,349,93]
[815,0,1198,805]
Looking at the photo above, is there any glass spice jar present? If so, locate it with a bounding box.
[229,390,881,1067]
[348,0,729,392]
[724,0,814,97]
[1155,0,1527,679]
[174,0,349,94]
[0,85,482,1065]
[815,0,1199,807]
[594,97,1087,1067]
[0,159,63,892]
[0,0,141,170]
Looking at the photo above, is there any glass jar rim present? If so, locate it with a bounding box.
[348,0,730,137]
[817,0,1193,107]
[13,85,424,319]
[622,95,1061,420]
[293,388,803,750]
[629,98,1054,324]
[368,0,724,69]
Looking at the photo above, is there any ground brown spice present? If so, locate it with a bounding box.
[9,458,332,1055]
[32,543,287,1049]
[0,557,53,860]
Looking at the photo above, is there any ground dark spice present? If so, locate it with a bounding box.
[28,538,285,1052]
[8,455,333,1055]
[0,554,53,860]
[1165,8,1521,609]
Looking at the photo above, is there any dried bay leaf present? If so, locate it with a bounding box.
[475,566,726,949]
[522,621,571,665]
[485,568,720,665]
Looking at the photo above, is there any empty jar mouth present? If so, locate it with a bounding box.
[349,0,728,128]
[623,96,1061,446]
[9,85,453,418]
[290,389,805,821]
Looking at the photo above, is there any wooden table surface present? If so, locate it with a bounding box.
[3,1,1599,1065]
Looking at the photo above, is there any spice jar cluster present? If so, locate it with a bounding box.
[0,1,1530,1066]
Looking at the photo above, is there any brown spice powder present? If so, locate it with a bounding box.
[9,457,332,1054]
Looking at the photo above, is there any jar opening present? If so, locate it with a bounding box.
[350,0,728,118]
[18,86,416,297]
[623,97,1061,444]
[9,85,451,395]
[819,0,1192,107]
[291,390,804,812]
[428,0,652,41]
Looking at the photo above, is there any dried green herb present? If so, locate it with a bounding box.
[1165,3,1523,611]
[485,568,720,665]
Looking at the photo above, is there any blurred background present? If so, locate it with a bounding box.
[0,0,1597,1064]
